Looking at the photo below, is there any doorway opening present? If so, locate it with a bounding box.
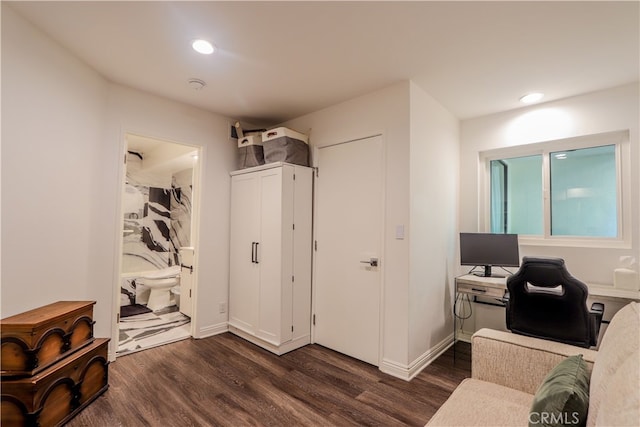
[117,133,200,356]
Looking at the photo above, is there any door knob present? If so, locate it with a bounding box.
[360,258,379,267]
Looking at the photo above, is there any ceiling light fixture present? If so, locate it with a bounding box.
[519,92,544,104]
[192,39,215,55]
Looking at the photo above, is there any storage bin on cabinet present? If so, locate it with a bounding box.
[237,134,265,169]
[262,127,309,166]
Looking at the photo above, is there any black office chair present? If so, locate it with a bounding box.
[505,257,604,348]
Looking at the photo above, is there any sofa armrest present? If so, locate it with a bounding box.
[472,328,598,395]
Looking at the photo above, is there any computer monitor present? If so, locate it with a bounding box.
[459,232,520,277]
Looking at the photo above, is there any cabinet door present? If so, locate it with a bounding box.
[255,167,292,345]
[229,173,261,333]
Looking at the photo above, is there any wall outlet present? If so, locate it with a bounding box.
[219,302,227,314]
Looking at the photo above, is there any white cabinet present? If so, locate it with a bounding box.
[228,162,312,354]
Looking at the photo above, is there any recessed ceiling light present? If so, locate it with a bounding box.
[192,39,215,55]
[520,92,544,104]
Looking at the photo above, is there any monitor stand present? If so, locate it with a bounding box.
[471,265,506,278]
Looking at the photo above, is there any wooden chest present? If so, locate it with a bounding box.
[1,301,95,377]
[1,338,109,427]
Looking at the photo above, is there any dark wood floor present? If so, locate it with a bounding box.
[68,333,471,426]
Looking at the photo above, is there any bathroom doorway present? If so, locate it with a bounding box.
[117,133,200,356]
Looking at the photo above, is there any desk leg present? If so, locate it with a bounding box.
[453,294,457,362]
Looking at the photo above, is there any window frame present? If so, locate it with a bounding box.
[479,130,631,249]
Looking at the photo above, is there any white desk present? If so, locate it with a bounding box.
[454,275,508,345]
[453,274,640,343]
[587,285,640,301]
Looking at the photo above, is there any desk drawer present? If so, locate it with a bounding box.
[457,282,505,298]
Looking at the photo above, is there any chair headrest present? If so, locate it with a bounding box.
[514,256,570,288]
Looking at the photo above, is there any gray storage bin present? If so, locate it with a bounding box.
[262,127,309,166]
[237,135,265,169]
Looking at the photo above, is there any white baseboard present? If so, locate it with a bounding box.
[379,333,454,381]
[196,321,229,339]
[228,325,310,355]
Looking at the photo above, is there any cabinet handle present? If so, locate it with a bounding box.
[251,242,255,263]
[255,242,259,264]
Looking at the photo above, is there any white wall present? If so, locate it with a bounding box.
[459,84,639,333]
[1,6,236,357]
[1,5,109,320]
[283,81,460,377]
[283,82,413,371]
[106,85,236,341]
[408,82,459,364]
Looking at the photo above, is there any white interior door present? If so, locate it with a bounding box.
[314,135,383,366]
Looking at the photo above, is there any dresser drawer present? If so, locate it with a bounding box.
[1,338,109,427]
[1,301,95,377]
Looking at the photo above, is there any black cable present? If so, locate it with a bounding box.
[454,292,473,335]
[498,266,515,275]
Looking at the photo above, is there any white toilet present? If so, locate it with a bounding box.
[137,265,181,311]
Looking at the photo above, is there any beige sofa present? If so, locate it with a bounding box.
[428,302,639,426]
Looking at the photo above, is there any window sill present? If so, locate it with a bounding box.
[519,236,631,250]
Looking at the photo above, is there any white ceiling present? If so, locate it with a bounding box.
[8,1,639,126]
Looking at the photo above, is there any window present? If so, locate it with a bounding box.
[490,155,543,235]
[483,131,630,247]
[550,145,617,237]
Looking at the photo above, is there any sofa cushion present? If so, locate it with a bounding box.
[528,355,590,427]
[426,378,532,427]
[587,302,640,427]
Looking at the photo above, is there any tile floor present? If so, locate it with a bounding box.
[117,306,191,356]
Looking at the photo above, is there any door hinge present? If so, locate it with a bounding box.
[312,314,316,325]
[293,173,296,181]
[189,289,192,298]
[315,167,319,177]
[117,313,120,323]
[292,275,295,282]
[124,154,127,164]
[293,223,295,230]
[291,325,294,332]
[314,240,318,251]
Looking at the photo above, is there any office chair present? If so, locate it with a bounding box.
[505,257,604,348]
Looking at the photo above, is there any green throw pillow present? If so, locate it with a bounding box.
[529,355,590,427]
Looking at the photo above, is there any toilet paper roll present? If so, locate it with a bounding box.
[614,268,640,291]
